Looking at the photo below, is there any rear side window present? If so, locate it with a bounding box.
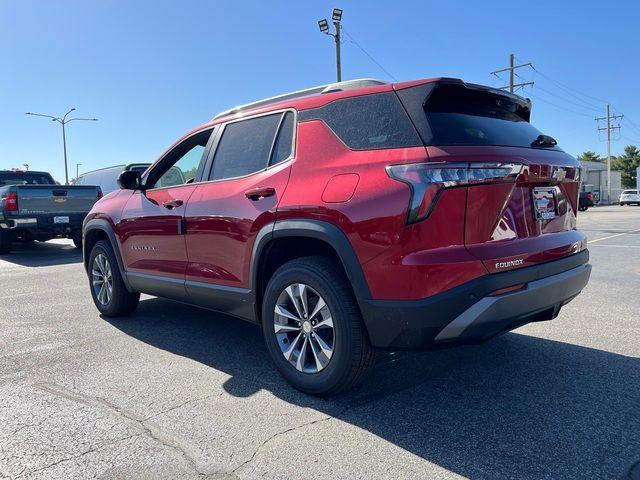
[397,83,552,149]
[298,92,422,150]
[270,112,295,165]
[209,112,289,181]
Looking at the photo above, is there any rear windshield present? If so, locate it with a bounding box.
[397,83,555,150]
[622,190,638,194]
[0,172,55,186]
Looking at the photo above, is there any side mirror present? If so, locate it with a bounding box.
[117,170,143,190]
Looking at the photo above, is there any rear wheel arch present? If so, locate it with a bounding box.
[251,220,371,323]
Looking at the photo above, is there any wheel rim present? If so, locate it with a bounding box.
[274,283,335,374]
[92,253,113,306]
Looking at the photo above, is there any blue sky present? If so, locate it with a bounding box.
[1,0,638,182]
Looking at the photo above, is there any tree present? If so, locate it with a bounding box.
[613,145,640,188]
[577,151,603,163]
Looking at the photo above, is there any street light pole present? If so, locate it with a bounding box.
[318,8,343,83]
[334,19,342,82]
[25,108,98,185]
[76,163,82,180]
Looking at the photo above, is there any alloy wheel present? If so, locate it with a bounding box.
[274,283,335,374]
[92,253,113,306]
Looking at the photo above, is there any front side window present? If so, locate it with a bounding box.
[148,129,212,189]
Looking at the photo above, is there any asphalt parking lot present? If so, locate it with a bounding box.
[1,205,639,480]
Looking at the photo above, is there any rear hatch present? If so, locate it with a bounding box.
[16,185,101,215]
[395,80,585,273]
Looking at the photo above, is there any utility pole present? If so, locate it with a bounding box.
[76,163,82,180]
[595,104,623,203]
[25,109,98,185]
[491,53,534,93]
[318,8,343,82]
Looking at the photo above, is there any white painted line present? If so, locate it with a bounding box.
[589,227,640,244]
[588,244,640,248]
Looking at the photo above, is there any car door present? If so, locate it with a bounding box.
[184,110,295,317]
[118,128,214,301]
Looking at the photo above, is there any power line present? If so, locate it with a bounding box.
[527,92,593,118]
[341,29,398,81]
[621,134,640,144]
[622,116,640,136]
[527,63,608,108]
[526,79,602,113]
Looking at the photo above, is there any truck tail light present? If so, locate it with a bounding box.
[4,192,18,212]
[587,192,592,200]
[386,162,521,224]
[97,190,103,200]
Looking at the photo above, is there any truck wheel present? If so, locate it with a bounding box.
[621,202,626,206]
[72,235,82,249]
[0,229,12,254]
[261,256,376,396]
[88,240,139,317]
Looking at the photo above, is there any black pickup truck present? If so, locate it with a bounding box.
[0,170,101,254]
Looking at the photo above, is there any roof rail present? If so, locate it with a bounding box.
[212,78,388,120]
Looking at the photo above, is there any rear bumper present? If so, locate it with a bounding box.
[360,249,591,349]
[0,213,84,236]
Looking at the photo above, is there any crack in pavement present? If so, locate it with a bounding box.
[32,382,207,478]
[14,433,143,479]
[231,414,336,475]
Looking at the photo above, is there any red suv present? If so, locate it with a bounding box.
[83,78,591,395]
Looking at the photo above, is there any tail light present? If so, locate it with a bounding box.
[3,192,18,212]
[97,190,103,200]
[387,162,522,224]
[587,192,592,200]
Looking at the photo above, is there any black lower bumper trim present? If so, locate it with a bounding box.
[360,249,591,350]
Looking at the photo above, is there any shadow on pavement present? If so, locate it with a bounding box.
[106,297,640,479]
[0,240,82,267]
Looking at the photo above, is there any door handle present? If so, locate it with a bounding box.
[162,199,184,210]
[245,187,276,201]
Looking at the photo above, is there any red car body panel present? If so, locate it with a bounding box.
[183,159,292,288]
[119,185,199,279]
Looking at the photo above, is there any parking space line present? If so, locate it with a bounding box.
[588,244,640,248]
[589,228,640,244]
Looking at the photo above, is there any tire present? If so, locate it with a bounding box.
[578,205,587,212]
[88,240,140,317]
[261,256,376,396]
[0,229,12,254]
[72,235,82,249]
[621,202,626,206]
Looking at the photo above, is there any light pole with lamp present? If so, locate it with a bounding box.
[25,108,97,185]
[76,163,82,182]
[318,8,343,82]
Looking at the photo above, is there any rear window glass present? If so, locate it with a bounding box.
[622,190,638,194]
[0,172,54,186]
[298,92,422,150]
[397,83,553,149]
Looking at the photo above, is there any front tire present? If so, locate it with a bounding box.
[72,234,82,249]
[88,240,139,317]
[262,256,376,396]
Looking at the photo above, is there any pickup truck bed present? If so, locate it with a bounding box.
[0,170,101,254]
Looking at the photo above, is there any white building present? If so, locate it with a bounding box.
[580,160,622,204]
